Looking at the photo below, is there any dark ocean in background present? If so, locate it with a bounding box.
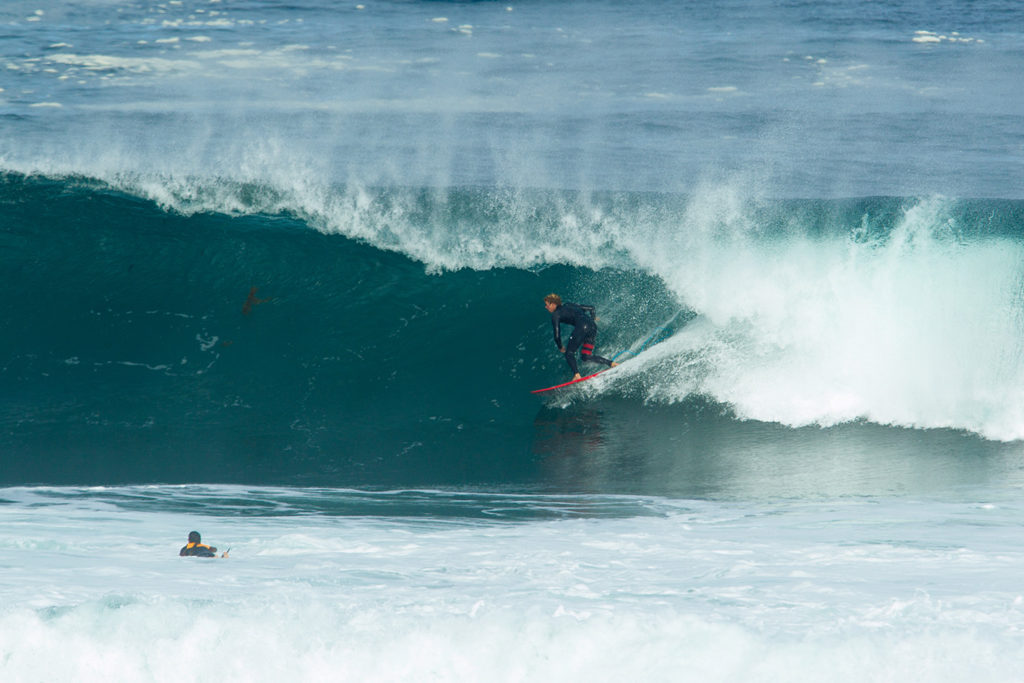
[3,1,1024,679]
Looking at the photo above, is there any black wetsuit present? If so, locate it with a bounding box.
[550,302,615,376]
[179,542,218,557]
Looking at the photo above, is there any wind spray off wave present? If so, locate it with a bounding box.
[612,188,1024,441]
[7,2,1024,680]
[5,172,1024,465]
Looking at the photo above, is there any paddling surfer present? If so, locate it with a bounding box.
[179,531,229,558]
[544,293,617,381]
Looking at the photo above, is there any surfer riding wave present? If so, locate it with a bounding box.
[544,293,618,381]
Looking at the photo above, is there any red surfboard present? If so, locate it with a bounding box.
[531,368,610,394]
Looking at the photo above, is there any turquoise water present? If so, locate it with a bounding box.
[3,0,1024,679]
[5,175,1024,489]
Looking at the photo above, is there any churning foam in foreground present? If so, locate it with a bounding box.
[3,600,1017,682]
[3,486,1024,682]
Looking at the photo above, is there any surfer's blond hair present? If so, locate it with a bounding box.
[544,293,562,306]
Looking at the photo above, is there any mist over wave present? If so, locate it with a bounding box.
[7,3,1024,680]
[4,171,1024,491]
[612,187,1024,440]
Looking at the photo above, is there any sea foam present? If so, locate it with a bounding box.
[2,487,1024,682]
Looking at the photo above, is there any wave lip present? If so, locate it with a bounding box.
[4,174,1024,491]
[593,191,1024,442]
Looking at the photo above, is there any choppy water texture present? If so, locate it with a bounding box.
[3,0,1024,680]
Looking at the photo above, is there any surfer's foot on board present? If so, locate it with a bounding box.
[611,362,618,367]
[572,374,582,381]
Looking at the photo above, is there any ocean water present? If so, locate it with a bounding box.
[3,0,1024,680]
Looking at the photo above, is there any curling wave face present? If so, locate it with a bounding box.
[3,173,1024,488]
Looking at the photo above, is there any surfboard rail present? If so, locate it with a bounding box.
[531,368,610,394]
